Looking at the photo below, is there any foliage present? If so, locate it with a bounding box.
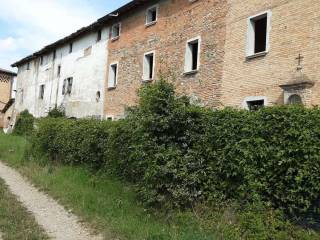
[13,110,35,136]
[47,107,66,118]
[29,80,320,220]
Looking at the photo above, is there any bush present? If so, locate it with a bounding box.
[30,80,320,218]
[13,110,35,136]
[31,118,110,168]
[48,107,65,118]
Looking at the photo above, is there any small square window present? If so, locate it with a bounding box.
[108,63,118,88]
[146,5,158,25]
[111,23,121,40]
[143,51,155,81]
[39,84,45,100]
[184,37,200,73]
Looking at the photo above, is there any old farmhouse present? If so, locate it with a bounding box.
[11,0,320,120]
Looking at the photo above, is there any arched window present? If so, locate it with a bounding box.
[288,94,303,105]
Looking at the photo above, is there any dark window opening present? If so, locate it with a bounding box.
[69,43,73,53]
[190,41,199,71]
[97,30,102,42]
[109,64,118,88]
[57,65,61,77]
[254,16,267,53]
[96,91,101,102]
[39,84,45,100]
[40,56,43,65]
[247,100,264,111]
[53,50,56,60]
[62,77,73,95]
[147,7,157,24]
[144,53,154,80]
[112,24,120,39]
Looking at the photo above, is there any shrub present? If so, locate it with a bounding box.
[47,107,66,118]
[30,80,320,218]
[13,110,35,136]
[31,118,110,168]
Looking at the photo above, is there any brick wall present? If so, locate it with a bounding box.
[221,0,320,108]
[0,73,12,109]
[104,0,228,118]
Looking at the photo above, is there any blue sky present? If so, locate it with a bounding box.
[0,0,131,71]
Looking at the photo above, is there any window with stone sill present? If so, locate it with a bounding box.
[146,5,158,26]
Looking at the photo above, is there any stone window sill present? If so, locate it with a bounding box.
[183,69,199,76]
[107,86,116,90]
[142,78,153,83]
[111,36,120,42]
[246,51,268,60]
[145,21,157,28]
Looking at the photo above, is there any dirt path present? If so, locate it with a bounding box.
[0,161,103,240]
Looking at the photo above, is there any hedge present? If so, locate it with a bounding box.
[29,80,320,217]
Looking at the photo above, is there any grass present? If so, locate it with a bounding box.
[0,178,48,240]
[0,132,319,240]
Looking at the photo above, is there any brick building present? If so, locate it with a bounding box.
[221,0,320,110]
[0,68,16,129]
[104,0,228,118]
[12,0,320,120]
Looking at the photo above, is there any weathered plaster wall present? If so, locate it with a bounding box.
[15,28,109,119]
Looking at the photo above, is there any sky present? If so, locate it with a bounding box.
[0,0,131,71]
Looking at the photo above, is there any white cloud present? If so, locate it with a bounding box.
[0,37,17,51]
[0,0,103,70]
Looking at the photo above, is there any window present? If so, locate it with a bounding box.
[108,63,118,89]
[40,56,43,66]
[243,96,267,111]
[97,29,102,42]
[69,43,73,53]
[62,77,73,95]
[184,37,201,73]
[247,100,264,111]
[57,65,61,77]
[39,84,45,100]
[247,11,271,57]
[143,51,155,81]
[53,50,56,60]
[20,89,24,104]
[288,94,303,105]
[146,5,158,25]
[27,62,30,70]
[96,91,101,102]
[111,23,121,40]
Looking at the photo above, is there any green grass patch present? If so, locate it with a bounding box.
[0,177,48,240]
[0,132,319,240]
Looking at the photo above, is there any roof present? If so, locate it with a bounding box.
[11,0,149,68]
[0,68,17,76]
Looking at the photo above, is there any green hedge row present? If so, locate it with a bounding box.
[29,80,320,216]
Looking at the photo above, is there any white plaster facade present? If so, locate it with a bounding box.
[14,27,109,119]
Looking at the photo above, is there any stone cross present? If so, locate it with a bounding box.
[296,53,304,70]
